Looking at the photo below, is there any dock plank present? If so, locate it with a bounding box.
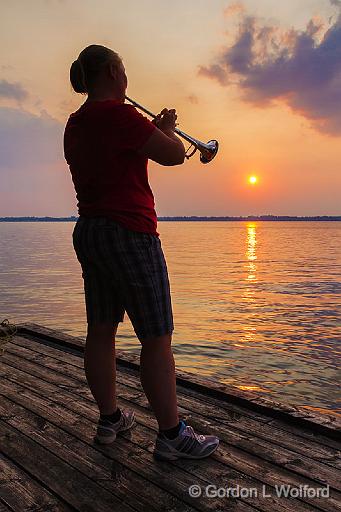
[1,362,339,512]
[9,334,341,447]
[18,323,341,437]
[7,335,271,423]
[1,326,340,512]
[0,343,339,511]
[7,336,341,468]
[116,368,341,470]
[2,341,340,490]
[0,382,311,512]
[0,376,255,512]
[0,419,135,512]
[0,502,13,512]
[0,395,197,512]
[0,453,73,512]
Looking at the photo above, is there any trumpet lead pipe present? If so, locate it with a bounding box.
[125,95,199,146]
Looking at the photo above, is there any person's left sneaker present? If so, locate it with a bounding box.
[153,420,219,460]
[94,409,136,444]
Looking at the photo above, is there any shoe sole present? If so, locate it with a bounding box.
[94,418,136,445]
[153,441,219,461]
[94,433,117,444]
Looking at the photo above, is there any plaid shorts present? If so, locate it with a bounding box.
[72,216,174,341]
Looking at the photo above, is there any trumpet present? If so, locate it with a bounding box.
[125,96,218,164]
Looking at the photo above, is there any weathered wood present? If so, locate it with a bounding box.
[1,325,340,512]
[0,383,312,512]
[12,332,341,456]
[268,418,341,451]
[1,354,336,511]
[4,339,341,475]
[3,340,338,484]
[0,501,13,512]
[0,453,74,512]
[115,367,341,470]
[0,395,197,512]
[0,378,255,512]
[10,333,271,423]
[5,337,271,422]
[0,420,135,512]
[17,323,341,438]
[10,334,341,456]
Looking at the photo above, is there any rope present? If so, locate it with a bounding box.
[0,319,17,356]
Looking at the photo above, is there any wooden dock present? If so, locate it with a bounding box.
[0,323,340,512]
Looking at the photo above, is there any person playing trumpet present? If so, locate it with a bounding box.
[63,44,219,460]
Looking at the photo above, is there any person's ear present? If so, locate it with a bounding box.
[109,62,119,80]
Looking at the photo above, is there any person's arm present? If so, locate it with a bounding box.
[137,108,186,166]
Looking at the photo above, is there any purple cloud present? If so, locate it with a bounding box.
[0,79,28,102]
[198,8,341,135]
[0,107,63,168]
[0,107,75,216]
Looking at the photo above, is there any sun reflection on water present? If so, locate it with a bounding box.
[240,223,259,346]
[246,223,258,282]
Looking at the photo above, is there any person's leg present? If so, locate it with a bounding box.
[84,322,119,415]
[139,332,179,431]
[73,218,125,417]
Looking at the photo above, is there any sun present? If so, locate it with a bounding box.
[248,175,258,185]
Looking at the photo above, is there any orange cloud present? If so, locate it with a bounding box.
[223,2,245,18]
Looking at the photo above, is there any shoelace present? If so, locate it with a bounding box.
[184,425,206,443]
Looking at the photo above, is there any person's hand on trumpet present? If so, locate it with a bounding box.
[152,108,179,134]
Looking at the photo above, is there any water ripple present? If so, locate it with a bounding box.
[0,220,340,415]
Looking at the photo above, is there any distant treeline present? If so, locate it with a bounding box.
[1,215,340,222]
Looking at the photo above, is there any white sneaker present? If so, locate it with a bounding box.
[153,420,219,460]
[94,409,136,444]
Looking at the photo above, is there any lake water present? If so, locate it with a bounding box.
[0,221,340,416]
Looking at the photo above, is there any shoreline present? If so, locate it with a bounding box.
[1,215,341,222]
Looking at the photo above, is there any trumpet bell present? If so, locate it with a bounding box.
[199,139,219,164]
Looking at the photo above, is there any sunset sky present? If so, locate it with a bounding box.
[1,0,340,216]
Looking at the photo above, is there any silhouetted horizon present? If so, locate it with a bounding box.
[1,215,340,222]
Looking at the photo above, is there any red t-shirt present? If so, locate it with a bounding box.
[63,99,159,235]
